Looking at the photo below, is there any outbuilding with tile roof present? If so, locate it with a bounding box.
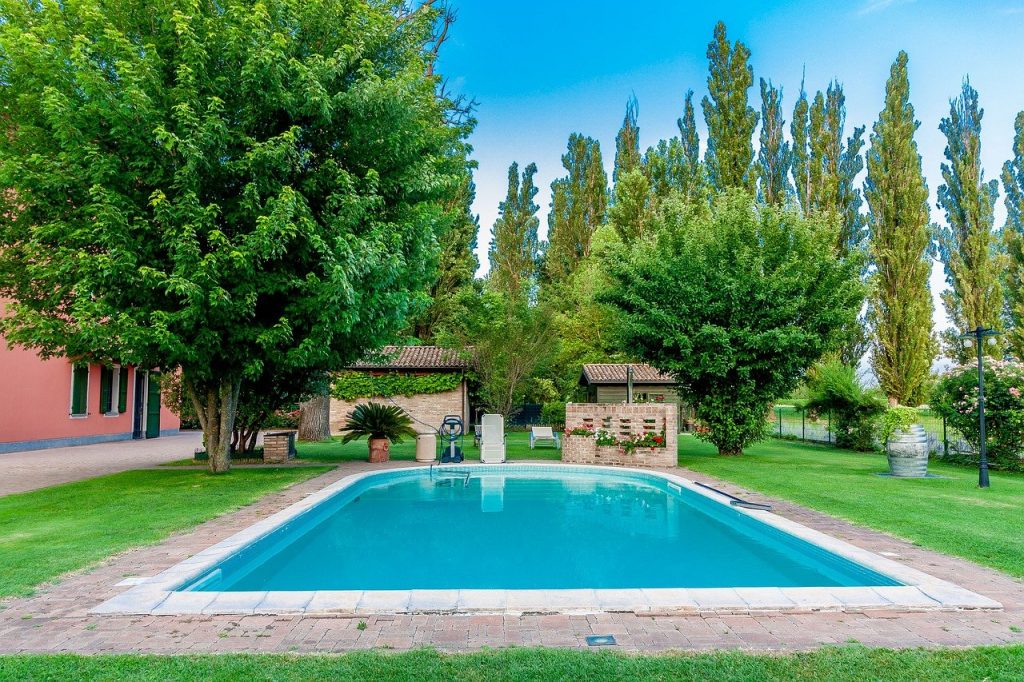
[330,346,470,436]
[579,363,692,432]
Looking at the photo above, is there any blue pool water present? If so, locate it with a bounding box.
[181,466,900,592]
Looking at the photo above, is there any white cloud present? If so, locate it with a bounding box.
[858,0,916,16]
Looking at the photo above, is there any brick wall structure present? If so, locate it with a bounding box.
[263,431,296,464]
[562,402,677,468]
[329,384,468,437]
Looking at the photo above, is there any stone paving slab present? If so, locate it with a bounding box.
[0,432,203,496]
[0,459,1023,653]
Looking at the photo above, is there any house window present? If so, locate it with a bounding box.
[70,364,89,417]
[99,366,115,415]
[117,366,129,414]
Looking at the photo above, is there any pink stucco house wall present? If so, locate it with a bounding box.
[0,313,180,453]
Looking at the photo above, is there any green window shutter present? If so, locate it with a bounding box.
[118,367,129,414]
[99,366,113,414]
[71,364,89,416]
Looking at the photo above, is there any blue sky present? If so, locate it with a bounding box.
[436,0,1024,336]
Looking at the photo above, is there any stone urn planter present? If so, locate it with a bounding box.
[368,437,391,463]
[886,424,929,477]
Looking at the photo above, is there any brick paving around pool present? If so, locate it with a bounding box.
[1,461,1023,654]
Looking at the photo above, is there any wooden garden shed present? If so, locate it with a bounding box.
[578,363,691,432]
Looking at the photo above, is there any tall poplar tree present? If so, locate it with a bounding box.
[757,79,791,206]
[414,169,480,341]
[865,52,936,406]
[642,90,706,205]
[792,81,868,365]
[488,162,540,298]
[813,83,867,255]
[678,90,707,203]
[545,134,609,282]
[791,80,813,211]
[792,81,866,255]
[643,138,685,202]
[609,169,653,242]
[1000,112,1024,359]
[935,80,1002,362]
[702,21,758,193]
[613,97,642,185]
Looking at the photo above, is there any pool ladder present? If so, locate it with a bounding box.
[429,462,471,487]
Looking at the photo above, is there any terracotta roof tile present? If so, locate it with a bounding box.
[580,363,675,385]
[348,345,468,371]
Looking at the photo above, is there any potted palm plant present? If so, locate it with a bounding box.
[340,403,418,463]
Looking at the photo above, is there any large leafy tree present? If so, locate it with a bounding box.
[1002,112,1024,360]
[0,0,468,472]
[756,79,791,206]
[865,52,936,406]
[454,289,555,417]
[547,226,627,399]
[603,191,863,455]
[702,22,758,193]
[934,80,1003,362]
[488,162,541,298]
[545,134,608,282]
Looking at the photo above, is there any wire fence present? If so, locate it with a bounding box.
[771,404,975,459]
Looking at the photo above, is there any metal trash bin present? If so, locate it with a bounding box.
[415,432,437,463]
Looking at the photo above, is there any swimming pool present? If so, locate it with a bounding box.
[184,467,896,592]
[94,464,1002,615]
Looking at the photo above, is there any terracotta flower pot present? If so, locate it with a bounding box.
[368,437,390,463]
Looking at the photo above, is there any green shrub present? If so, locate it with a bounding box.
[879,406,919,447]
[805,359,885,451]
[540,401,566,427]
[931,361,1024,471]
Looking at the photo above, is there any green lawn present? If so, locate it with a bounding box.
[678,435,1024,577]
[2,646,1023,681]
[297,430,561,463]
[0,467,331,598]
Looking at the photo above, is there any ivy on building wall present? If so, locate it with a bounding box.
[331,371,462,401]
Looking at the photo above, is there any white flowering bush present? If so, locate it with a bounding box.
[931,360,1024,471]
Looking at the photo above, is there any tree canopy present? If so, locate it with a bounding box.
[602,191,863,455]
[0,0,469,471]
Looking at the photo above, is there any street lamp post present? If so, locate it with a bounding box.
[960,326,1000,489]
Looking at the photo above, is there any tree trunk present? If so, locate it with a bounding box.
[298,390,331,442]
[184,374,241,474]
